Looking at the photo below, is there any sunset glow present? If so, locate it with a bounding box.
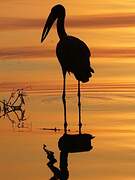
[0,1,135,180]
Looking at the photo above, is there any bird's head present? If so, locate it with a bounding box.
[41,4,65,43]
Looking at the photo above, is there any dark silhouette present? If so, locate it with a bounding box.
[0,89,30,129]
[40,127,70,132]
[41,4,94,133]
[58,133,94,153]
[43,144,69,180]
[43,132,94,180]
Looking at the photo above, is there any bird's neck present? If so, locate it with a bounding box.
[57,16,67,40]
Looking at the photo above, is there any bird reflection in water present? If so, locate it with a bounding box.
[43,133,94,180]
[43,144,69,180]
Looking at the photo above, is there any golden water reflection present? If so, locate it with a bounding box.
[0,88,135,180]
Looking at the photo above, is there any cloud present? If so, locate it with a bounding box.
[0,17,42,30]
[0,13,135,30]
[0,46,134,60]
[0,46,54,59]
[67,13,135,28]
[92,47,135,58]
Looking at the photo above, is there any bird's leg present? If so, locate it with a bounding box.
[78,81,82,134]
[62,73,67,134]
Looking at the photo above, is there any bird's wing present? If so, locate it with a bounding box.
[56,36,90,64]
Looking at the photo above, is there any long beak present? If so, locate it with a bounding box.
[41,11,57,43]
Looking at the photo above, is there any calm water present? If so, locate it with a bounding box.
[0,85,135,180]
[0,1,135,179]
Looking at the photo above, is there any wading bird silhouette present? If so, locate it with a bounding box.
[41,4,94,133]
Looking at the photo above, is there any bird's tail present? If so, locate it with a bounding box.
[74,65,94,83]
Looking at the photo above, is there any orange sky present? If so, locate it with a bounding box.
[0,2,135,180]
[0,0,135,88]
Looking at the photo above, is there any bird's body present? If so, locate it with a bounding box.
[56,35,92,83]
[41,4,94,133]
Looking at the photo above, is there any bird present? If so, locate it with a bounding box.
[41,4,94,133]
